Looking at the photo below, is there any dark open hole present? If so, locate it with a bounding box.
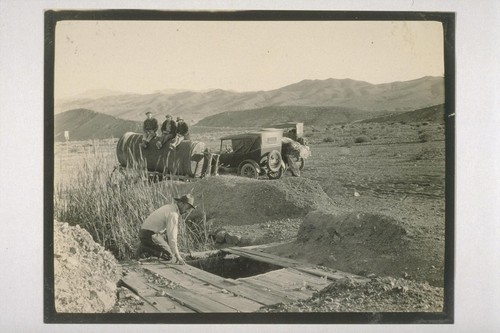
[187,254,282,279]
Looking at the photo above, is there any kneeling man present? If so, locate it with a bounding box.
[136,194,196,265]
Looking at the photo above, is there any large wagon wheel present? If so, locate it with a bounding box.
[240,163,258,179]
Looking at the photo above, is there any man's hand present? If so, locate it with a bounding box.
[176,255,186,265]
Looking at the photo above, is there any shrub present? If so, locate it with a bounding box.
[354,135,371,144]
[323,136,335,143]
[340,139,353,148]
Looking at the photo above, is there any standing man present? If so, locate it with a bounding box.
[176,116,190,141]
[141,111,158,149]
[136,194,197,264]
[157,114,177,149]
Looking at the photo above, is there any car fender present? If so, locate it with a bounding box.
[238,159,261,174]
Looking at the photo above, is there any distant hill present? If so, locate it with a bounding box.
[360,104,445,124]
[196,105,393,128]
[55,109,141,141]
[55,76,445,124]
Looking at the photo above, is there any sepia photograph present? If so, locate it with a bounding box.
[45,10,454,323]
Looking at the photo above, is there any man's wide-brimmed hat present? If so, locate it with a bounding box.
[174,194,196,209]
[177,116,183,121]
[165,114,172,118]
[145,111,152,115]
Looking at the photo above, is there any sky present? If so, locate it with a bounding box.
[54,20,444,99]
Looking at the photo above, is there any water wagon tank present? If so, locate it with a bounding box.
[116,132,206,178]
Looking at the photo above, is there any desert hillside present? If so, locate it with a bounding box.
[360,104,445,124]
[55,108,141,141]
[196,105,390,127]
[55,76,444,123]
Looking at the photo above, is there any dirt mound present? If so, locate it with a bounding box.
[177,176,335,226]
[54,220,122,313]
[265,210,444,287]
[211,218,302,247]
[259,276,443,312]
[297,211,409,253]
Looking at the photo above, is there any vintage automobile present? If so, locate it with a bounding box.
[270,122,310,171]
[270,122,308,146]
[218,129,286,179]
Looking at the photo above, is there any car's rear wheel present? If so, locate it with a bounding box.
[267,150,282,172]
[240,163,258,179]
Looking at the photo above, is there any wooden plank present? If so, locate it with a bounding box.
[123,269,237,313]
[257,268,329,291]
[121,272,158,297]
[248,272,317,300]
[222,247,299,267]
[161,288,238,313]
[238,277,307,301]
[147,296,195,313]
[117,287,160,313]
[294,266,370,283]
[168,263,288,306]
[223,247,370,283]
[121,271,192,312]
[144,264,262,312]
[185,240,293,260]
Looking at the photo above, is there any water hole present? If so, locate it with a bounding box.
[186,253,282,279]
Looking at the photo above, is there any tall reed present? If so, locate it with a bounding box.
[54,140,214,260]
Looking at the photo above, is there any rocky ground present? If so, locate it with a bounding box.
[258,276,443,312]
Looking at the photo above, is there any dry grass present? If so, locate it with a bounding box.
[54,140,214,260]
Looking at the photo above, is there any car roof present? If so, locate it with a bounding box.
[220,132,262,140]
[269,122,302,128]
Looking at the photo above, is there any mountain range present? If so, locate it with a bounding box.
[197,105,391,127]
[55,76,445,124]
[55,103,445,142]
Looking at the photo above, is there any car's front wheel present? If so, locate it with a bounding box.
[240,163,258,179]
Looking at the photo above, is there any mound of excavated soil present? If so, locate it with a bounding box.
[54,220,122,313]
[265,210,444,287]
[259,276,443,312]
[177,176,336,226]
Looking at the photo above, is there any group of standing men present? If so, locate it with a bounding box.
[140,111,190,149]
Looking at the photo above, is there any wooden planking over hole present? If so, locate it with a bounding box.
[167,263,288,306]
[144,264,262,312]
[121,271,193,313]
[223,247,370,283]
